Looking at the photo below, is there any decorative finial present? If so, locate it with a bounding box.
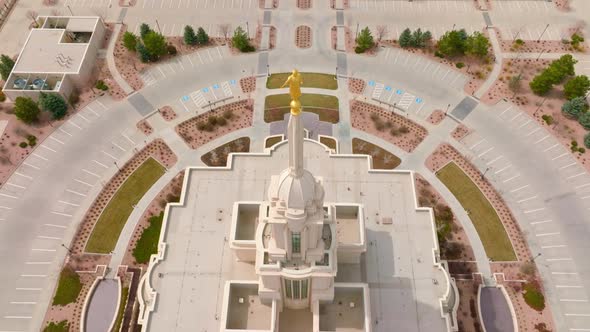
[280,69,303,115]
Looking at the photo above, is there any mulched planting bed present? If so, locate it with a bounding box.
[351,138,400,169]
[240,76,256,93]
[426,110,445,125]
[176,99,254,149]
[201,137,251,166]
[158,106,177,121]
[350,100,427,152]
[295,26,312,49]
[348,77,366,94]
[297,0,310,9]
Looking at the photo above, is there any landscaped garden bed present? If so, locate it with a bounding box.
[436,161,516,261]
[158,106,177,121]
[351,138,400,169]
[85,157,166,253]
[350,100,427,152]
[201,137,250,166]
[454,279,483,332]
[319,136,337,152]
[266,72,337,90]
[240,76,256,93]
[265,135,283,148]
[176,99,253,149]
[348,77,365,94]
[71,139,176,255]
[414,173,476,261]
[426,110,445,125]
[426,143,532,262]
[295,26,312,48]
[264,94,339,123]
[451,123,471,141]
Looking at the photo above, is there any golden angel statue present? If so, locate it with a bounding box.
[280,69,303,102]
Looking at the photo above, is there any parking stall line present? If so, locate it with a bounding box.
[546,258,572,262]
[575,183,590,189]
[567,172,586,180]
[58,200,79,207]
[0,193,17,199]
[15,287,42,291]
[32,248,55,252]
[542,244,566,249]
[101,151,118,161]
[535,135,549,144]
[543,143,559,152]
[478,147,494,158]
[15,172,32,180]
[556,285,583,289]
[23,162,40,170]
[531,219,552,225]
[495,165,511,174]
[112,142,126,152]
[37,235,60,240]
[66,189,86,197]
[74,179,94,187]
[32,153,48,161]
[525,207,545,214]
[559,162,577,170]
[40,145,57,153]
[59,128,72,137]
[0,205,12,210]
[51,211,73,217]
[49,136,65,145]
[68,120,82,129]
[560,299,588,302]
[82,169,100,178]
[553,272,577,275]
[5,182,26,190]
[551,152,569,161]
[486,156,503,165]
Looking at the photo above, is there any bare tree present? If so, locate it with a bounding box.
[26,10,38,27]
[376,25,388,43]
[218,24,231,41]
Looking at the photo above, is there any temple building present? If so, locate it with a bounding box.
[137,72,459,332]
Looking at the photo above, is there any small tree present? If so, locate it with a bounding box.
[375,25,388,43]
[136,43,150,63]
[39,92,68,119]
[437,29,467,57]
[218,24,231,40]
[584,132,590,149]
[509,74,522,94]
[14,97,40,124]
[232,26,254,52]
[122,32,138,51]
[561,97,588,119]
[139,23,152,40]
[399,28,412,47]
[355,27,375,53]
[579,112,590,130]
[546,54,576,84]
[410,28,430,48]
[196,27,209,45]
[0,54,15,80]
[26,10,38,26]
[564,75,590,100]
[143,31,167,60]
[183,25,197,46]
[465,32,490,58]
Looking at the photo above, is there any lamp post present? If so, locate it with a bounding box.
[114,161,121,171]
[246,21,250,38]
[537,24,549,42]
[445,103,451,115]
[533,97,547,116]
[67,5,73,15]
[155,19,162,34]
[531,252,542,262]
[61,243,73,254]
[481,167,490,180]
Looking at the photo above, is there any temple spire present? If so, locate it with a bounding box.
[281,70,304,178]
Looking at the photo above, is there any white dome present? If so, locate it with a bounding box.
[270,168,324,211]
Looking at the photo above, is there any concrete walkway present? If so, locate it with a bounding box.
[106,23,134,96]
[474,28,502,99]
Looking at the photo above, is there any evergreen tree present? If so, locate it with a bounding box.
[564,75,590,100]
[184,25,197,46]
[14,97,40,124]
[39,92,68,119]
[437,29,468,57]
[232,27,254,52]
[196,27,209,45]
[143,31,167,60]
[0,54,15,80]
[355,27,375,53]
[579,112,590,130]
[136,43,150,63]
[561,97,588,119]
[139,23,152,40]
[585,132,590,149]
[399,28,412,48]
[122,32,138,51]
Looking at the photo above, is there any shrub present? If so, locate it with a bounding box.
[515,39,524,46]
[203,122,214,131]
[223,109,233,119]
[14,96,40,124]
[68,89,79,106]
[19,142,28,148]
[434,50,444,58]
[389,127,400,136]
[136,43,150,63]
[455,62,465,69]
[579,112,590,130]
[52,267,82,305]
[217,116,227,126]
[563,75,590,100]
[167,44,177,55]
[95,80,108,91]
[0,91,5,102]
[355,27,375,53]
[354,46,364,54]
[561,97,588,119]
[399,125,409,134]
[579,147,586,154]
[375,120,386,131]
[0,54,15,81]
[207,115,217,125]
[196,122,207,130]
[133,212,164,264]
[465,31,490,58]
[529,74,553,96]
[369,113,380,121]
[122,31,138,51]
[139,23,152,40]
[196,27,209,45]
[585,133,590,149]
[541,114,554,125]
[437,29,468,57]
[143,31,168,60]
[27,134,37,146]
[39,92,68,119]
[523,283,545,311]
[43,320,69,332]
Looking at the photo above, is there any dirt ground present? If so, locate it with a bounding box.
[481,58,590,172]
[455,279,483,332]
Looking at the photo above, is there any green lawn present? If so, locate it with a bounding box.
[86,158,165,253]
[264,94,339,123]
[523,283,545,311]
[52,268,82,306]
[437,162,516,261]
[133,212,164,264]
[44,320,69,332]
[266,72,337,90]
